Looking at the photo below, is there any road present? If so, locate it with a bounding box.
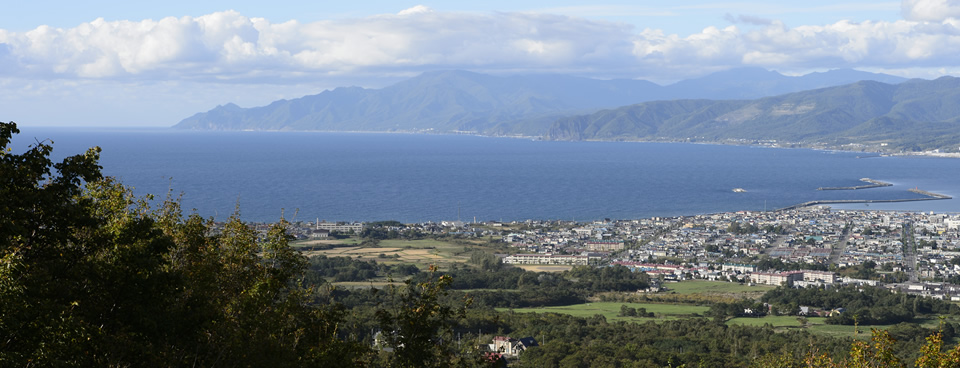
[902,221,919,283]
[829,223,851,266]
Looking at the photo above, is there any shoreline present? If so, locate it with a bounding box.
[154,125,960,159]
[179,127,960,159]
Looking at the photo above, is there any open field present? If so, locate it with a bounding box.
[500,302,709,323]
[726,315,960,340]
[807,322,898,340]
[611,280,776,305]
[727,315,808,328]
[514,265,573,273]
[727,315,882,338]
[294,238,479,270]
[665,280,774,298]
[378,239,458,248]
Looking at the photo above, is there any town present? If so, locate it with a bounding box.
[252,207,960,300]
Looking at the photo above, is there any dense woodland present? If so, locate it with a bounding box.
[5,120,960,367]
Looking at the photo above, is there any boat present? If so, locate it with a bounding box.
[733,188,747,193]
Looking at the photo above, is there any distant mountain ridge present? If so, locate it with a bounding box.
[546,77,960,152]
[659,67,907,100]
[174,68,907,136]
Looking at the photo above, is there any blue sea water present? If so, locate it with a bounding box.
[11,126,960,223]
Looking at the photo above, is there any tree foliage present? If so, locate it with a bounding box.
[373,266,485,367]
[761,286,958,326]
[0,122,479,367]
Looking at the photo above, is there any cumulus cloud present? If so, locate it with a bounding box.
[902,0,960,22]
[631,17,960,77]
[0,9,637,82]
[1,7,960,84]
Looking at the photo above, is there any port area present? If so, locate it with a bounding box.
[778,181,952,211]
[817,178,892,191]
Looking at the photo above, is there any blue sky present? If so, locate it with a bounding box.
[2,0,959,127]
[4,1,903,35]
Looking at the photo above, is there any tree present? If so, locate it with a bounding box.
[374,265,481,367]
[914,327,960,367]
[0,122,371,366]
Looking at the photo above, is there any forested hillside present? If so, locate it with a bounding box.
[546,77,960,152]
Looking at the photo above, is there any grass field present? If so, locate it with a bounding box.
[665,280,774,298]
[726,315,935,340]
[500,302,709,323]
[727,315,808,328]
[807,322,896,339]
[294,238,478,270]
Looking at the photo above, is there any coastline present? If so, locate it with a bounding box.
[169,126,960,159]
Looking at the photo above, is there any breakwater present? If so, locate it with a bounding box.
[778,188,953,212]
[817,178,892,191]
[910,188,952,199]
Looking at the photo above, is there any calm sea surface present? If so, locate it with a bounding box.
[12,127,960,223]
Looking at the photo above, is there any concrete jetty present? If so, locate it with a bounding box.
[777,182,952,212]
[817,178,892,191]
[909,188,951,199]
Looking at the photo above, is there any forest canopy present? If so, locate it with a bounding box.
[0,122,478,367]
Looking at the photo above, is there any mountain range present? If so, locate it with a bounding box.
[174,68,903,131]
[546,77,960,151]
[174,68,960,151]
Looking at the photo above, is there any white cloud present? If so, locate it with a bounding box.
[629,17,960,77]
[397,5,433,16]
[4,6,960,126]
[2,8,960,84]
[902,0,960,22]
[0,10,639,82]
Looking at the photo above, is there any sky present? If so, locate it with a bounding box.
[3,0,960,127]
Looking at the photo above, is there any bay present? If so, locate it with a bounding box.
[12,126,960,223]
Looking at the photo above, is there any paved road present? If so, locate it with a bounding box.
[903,221,919,282]
[829,223,851,266]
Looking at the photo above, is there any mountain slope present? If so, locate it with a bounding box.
[174,69,906,135]
[175,70,663,135]
[546,77,960,151]
[660,67,906,100]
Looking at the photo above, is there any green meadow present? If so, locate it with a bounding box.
[499,302,709,322]
[666,280,775,297]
